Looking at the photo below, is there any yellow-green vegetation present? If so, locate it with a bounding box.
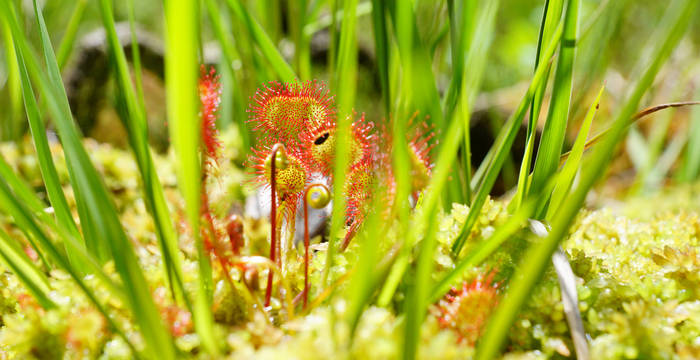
[1,134,699,358]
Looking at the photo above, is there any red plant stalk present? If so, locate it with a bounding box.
[303,188,310,308]
[264,144,282,307]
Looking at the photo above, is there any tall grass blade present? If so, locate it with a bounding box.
[8,0,178,356]
[204,0,251,149]
[679,86,700,181]
[370,0,390,116]
[401,2,498,358]
[13,36,87,271]
[0,173,139,356]
[431,176,558,303]
[0,227,56,310]
[476,1,698,357]
[165,0,219,354]
[528,0,580,204]
[1,16,23,141]
[225,0,297,82]
[98,0,189,309]
[513,0,564,210]
[324,0,358,287]
[546,84,604,220]
[451,23,564,256]
[442,0,476,122]
[56,0,86,70]
[125,0,146,110]
[387,0,444,131]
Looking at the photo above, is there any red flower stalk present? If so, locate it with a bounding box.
[431,271,501,345]
[199,66,222,163]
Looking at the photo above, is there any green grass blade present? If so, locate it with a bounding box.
[451,23,564,256]
[456,0,498,204]
[512,0,564,210]
[303,1,371,36]
[288,0,308,77]
[400,2,499,359]
[8,48,127,302]
[546,84,604,220]
[0,174,139,356]
[476,1,698,357]
[679,85,700,181]
[204,0,251,149]
[56,0,86,70]
[443,0,479,203]
[528,0,580,204]
[1,16,23,141]
[387,0,444,131]
[370,0,390,116]
[442,0,476,122]
[378,0,499,310]
[0,156,47,219]
[13,1,178,356]
[165,0,218,354]
[125,0,146,111]
[431,176,558,303]
[344,188,388,334]
[323,0,358,287]
[98,0,190,310]
[11,19,86,271]
[0,227,56,310]
[225,0,297,82]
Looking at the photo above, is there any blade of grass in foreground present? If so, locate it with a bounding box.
[476,1,698,357]
[679,85,700,181]
[528,0,580,212]
[204,0,251,149]
[56,0,86,70]
[0,227,56,310]
[370,0,390,116]
[9,39,128,303]
[344,186,389,334]
[442,0,477,123]
[125,0,145,110]
[377,0,499,309]
[10,0,177,356]
[1,16,23,141]
[546,84,604,220]
[324,0,358,288]
[98,0,189,310]
[512,0,564,210]
[455,0,498,204]
[165,0,218,354]
[400,2,499,359]
[10,19,86,272]
[225,0,297,82]
[431,175,558,303]
[450,22,564,257]
[387,0,444,132]
[0,174,139,357]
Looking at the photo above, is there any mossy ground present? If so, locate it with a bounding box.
[0,131,699,359]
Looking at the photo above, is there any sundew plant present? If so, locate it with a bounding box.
[0,0,700,359]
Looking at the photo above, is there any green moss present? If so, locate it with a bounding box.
[1,135,700,358]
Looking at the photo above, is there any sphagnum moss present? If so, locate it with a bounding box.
[1,133,700,358]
